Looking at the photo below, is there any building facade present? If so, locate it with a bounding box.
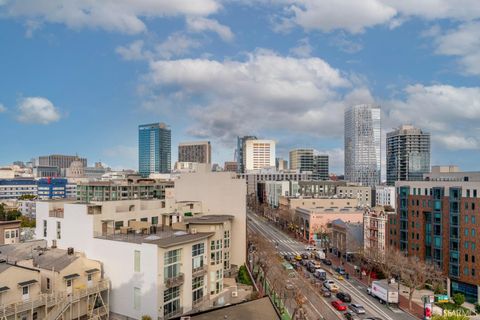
[235,136,257,173]
[390,181,480,303]
[313,154,329,180]
[330,219,364,257]
[139,122,172,177]
[38,154,87,171]
[244,140,275,171]
[289,149,314,172]
[178,141,211,164]
[363,207,392,258]
[0,179,37,200]
[336,185,373,207]
[223,161,238,172]
[386,125,430,186]
[375,186,396,209]
[37,178,68,200]
[275,158,288,171]
[344,104,381,187]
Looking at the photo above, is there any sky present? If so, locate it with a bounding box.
[0,0,479,174]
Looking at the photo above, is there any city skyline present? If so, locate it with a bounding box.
[1,2,480,173]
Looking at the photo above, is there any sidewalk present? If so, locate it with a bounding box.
[323,253,425,319]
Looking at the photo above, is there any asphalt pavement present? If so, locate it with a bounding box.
[247,210,417,320]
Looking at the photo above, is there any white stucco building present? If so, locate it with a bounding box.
[375,185,396,209]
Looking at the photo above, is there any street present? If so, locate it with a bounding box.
[247,210,417,320]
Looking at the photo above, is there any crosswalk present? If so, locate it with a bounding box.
[268,239,300,244]
[279,251,302,256]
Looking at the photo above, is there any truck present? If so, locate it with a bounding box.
[368,280,399,304]
[314,250,326,260]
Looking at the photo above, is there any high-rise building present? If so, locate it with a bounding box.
[236,136,257,173]
[344,104,381,187]
[178,141,211,164]
[386,125,430,186]
[289,149,314,172]
[138,122,171,177]
[275,158,288,171]
[244,140,275,171]
[313,154,329,180]
[38,154,87,169]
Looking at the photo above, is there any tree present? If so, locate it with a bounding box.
[453,293,465,307]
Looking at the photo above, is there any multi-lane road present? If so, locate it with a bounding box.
[247,210,417,320]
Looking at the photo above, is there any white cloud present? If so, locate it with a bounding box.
[289,38,312,57]
[0,103,6,113]
[431,22,480,75]
[17,97,61,124]
[186,17,234,42]
[143,50,354,144]
[384,84,480,151]
[116,40,149,61]
[2,0,220,34]
[155,33,201,59]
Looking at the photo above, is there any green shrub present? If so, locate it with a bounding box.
[475,303,480,314]
[141,316,152,320]
[238,265,253,286]
[453,293,465,307]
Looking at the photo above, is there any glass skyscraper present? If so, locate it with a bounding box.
[344,104,381,187]
[386,125,430,185]
[138,122,171,177]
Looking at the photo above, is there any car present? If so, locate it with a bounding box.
[336,292,352,303]
[324,280,339,292]
[300,259,309,266]
[349,303,366,314]
[284,254,293,261]
[344,311,361,320]
[335,274,344,281]
[321,288,331,297]
[294,254,302,261]
[331,300,347,311]
[305,245,315,251]
[301,253,309,259]
[322,258,332,265]
[335,267,346,275]
[366,287,371,295]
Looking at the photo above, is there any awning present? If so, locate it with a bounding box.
[63,273,80,280]
[18,280,37,287]
[85,268,100,274]
[0,286,9,293]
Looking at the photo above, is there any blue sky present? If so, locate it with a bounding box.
[0,0,479,174]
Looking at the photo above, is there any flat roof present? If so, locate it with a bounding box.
[145,232,214,248]
[0,240,47,262]
[190,297,280,320]
[33,248,79,271]
[185,215,234,224]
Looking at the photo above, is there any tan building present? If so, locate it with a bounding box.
[330,219,363,258]
[0,240,109,320]
[336,186,372,207]
[295,207,364,242]
[178,141,212,164]
[279,196,359,211]
[244,140,275,171]
[363,207,393,258]
[0,220,21,245]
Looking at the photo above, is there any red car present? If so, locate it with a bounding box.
[331,300,347,311]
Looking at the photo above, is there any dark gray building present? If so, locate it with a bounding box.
[178,141,211,164]
[386,125,430,186]
[313,154,329,180]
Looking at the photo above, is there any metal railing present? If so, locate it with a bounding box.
[164,273,185,288]
[0,279,109,318]
[49,210,64,218]
[164,307,183,319]
[192,265,207,277]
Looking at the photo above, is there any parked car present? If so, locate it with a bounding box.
[336,292,352,303]
[335,274,345,281]
[301,253,309,259]
[300,259,309,266]
[284,254,293,261]
[344,311,361,320]
[321,288,331,298]
[305,245,315,251]
[322,258,332,265]
[292,262,302,270]
[294,254,302,261]
[331,300,347,311]
[349,303,366,314]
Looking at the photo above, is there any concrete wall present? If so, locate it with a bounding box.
[175,171,246,268]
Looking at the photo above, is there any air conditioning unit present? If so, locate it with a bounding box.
[231,291,238,297]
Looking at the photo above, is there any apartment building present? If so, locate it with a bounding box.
[0,240,109,320]
[178,141,211,164]
[375,186,396,209]
[363,207,394,258]
[295,206,364,242]
[0,220,21,245]
[390,180,480,304]
[336,186,373,207]
[0,179,37,200]
[239,170,312,195]
[36,170,246,319]
[243,140,275,171]
[76,178,174,202]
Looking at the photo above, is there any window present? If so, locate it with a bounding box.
[140,217,148,222]
[114,221,124,230]
[66,279,72,288]
[473,203,476,210]
[56,221,61,239]
[464,267,469,276]
[133,250,141,272]
[465,216,469,223]
[192,276,204,303]
[473,216,476,224]
[151,216,159,225]
[87,274,92,281]
[164,286,180,317]
[22,286,29,295]
[192,243,204,271]
[473,256,476,263]
[134,287,141,310]
[465,242,469,249]
[472,229,476,236]
[465,254,469,262]
[47,278,50,290]
[43,220,47,237]
[4,231,9,239]
[472,242,476,250]
[465,229,469,236]
[164,249,181,280]
[473,269,476,277]
[224,230,230,248]
[210,240,223,266]
[224,251,230,270]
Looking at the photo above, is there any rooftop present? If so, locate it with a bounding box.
[185,215,234,224]
[0,240,47,262]
[0,220,21,226]
[95,228,214,248]
[33,248,79,271]
[190,297,280,320]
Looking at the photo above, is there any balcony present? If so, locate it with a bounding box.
[164,273,184,288]
[193,296,206,308]
[49,209,64,218]
[192,265,208,277]
[164,307,183,319]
